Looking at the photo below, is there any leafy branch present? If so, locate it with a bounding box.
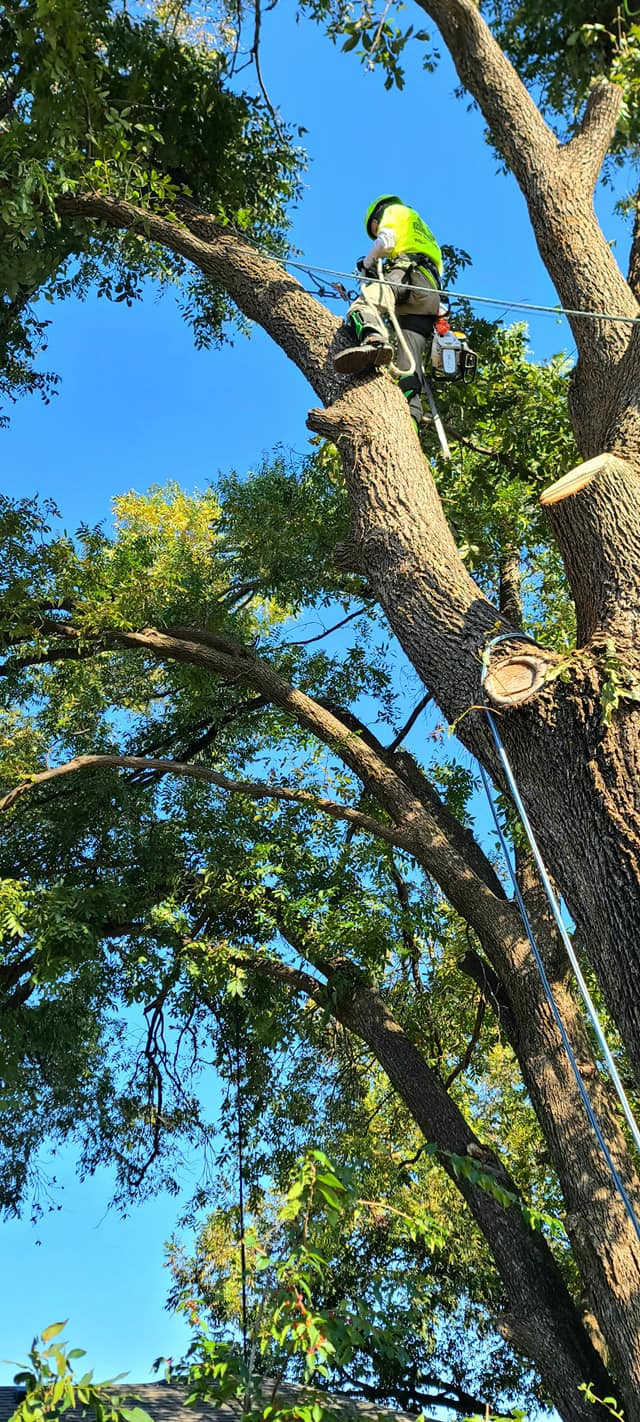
[7,1322,151,1422]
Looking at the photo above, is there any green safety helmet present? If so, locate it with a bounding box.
[365,195,401,237]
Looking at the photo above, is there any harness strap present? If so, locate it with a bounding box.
[396,252,441,289]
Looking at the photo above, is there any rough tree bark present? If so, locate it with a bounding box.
[9,2,640,1411]
[5,616,640,1415]
[54,186,640,1111]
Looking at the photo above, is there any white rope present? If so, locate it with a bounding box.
[280,256,640,326]
[363,263,417,378]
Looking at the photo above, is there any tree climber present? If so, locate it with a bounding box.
[334,195,445,425]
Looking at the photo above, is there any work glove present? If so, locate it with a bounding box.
[356,257,374,278]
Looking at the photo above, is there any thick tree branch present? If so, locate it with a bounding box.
[564,78,623,191]
[498,549,522,628]
[29,615,522,944]
[540,453,640,641]
[0,753,407,848]
[239,935,613,1421]
[411,0,637,403]
[55,191,340,401]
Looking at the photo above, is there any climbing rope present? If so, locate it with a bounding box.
[279,256,640,326]
[479,633,640,1243]
[234,995,249,1362]
[250,239,639,325]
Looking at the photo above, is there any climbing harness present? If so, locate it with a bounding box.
[479,632,640,1244]
[356,262,477,461]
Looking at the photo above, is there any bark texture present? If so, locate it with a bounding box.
[35,8,640,1409]
[238,941,615,1422]
[10,617,640,1411]
[541,454,640,642]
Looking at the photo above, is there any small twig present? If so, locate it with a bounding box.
[250,0,286,142]
[368,0,394,58]
[387,691,432,751]
[288,606,368,646]
[228,0,244,77]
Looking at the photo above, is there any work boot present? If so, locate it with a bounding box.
[334,338,393,375]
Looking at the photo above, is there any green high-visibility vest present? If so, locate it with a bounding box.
[378,203,442,275]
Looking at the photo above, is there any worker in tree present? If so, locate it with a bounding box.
[334,195,445,425]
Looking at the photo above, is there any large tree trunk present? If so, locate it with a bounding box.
[48,33,640,1399]
[244,945,616,1422]
[28,616,640,1410]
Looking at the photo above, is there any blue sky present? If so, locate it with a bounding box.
[0,0,631,1399]
[2,2,629,536]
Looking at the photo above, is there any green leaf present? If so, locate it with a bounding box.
[40,1326,67,1345]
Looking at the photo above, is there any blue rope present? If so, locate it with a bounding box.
[480,634,640,1243]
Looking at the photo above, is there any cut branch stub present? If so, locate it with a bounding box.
[484,650,558,708]
[540,453,640,643]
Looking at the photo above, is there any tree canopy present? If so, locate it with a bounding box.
[3,2,640,1421]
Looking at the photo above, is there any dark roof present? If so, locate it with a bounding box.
[0,1383,427,1422]
[0,1385,218,1422]
[0,1391,23,1422]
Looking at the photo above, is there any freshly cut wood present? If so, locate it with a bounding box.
[484,651,557,707]
[540,455,614,505]
[540,453,640,641]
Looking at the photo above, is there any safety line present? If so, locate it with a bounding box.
[479,636,640,1242]
[278,255,640,326]
[234,995,249,1363]
[479,757,640,1242]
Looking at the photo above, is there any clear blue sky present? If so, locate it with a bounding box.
[0,0,630,1396]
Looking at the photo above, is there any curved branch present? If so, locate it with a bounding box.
[241,937,613,1415]
[55,191,339,401]
[0,753,408,848]
[17,615,516,934]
